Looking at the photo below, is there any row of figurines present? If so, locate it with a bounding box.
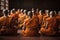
[0,8,60,36]
[16,9,60,36]
[2,8,60,17]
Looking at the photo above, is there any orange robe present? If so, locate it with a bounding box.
[56,15,60,33]
[0,13,18,34]
[0,16,13,34]
[37,14,43,25]
[40,17,57,36]
[0,16,7,32]
[22,15,40,37]
[18,13,28,28]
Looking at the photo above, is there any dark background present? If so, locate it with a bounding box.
[9,0,60,11]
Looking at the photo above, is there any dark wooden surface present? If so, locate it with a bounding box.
[0,30,60,40]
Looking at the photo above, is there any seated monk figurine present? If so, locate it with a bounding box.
[22,10,40,37]
[35,8,39,15]
[42,10,49,25]
[40,11,57,36]
[18,9,28,29]
[56,11,60,34]
[0,9,12,34]
[37,10,43,33]
[0,9,7,33]
[8,9,19,34]
[18,9,24,25]
[0,9,18,35]
[37,10,43,25]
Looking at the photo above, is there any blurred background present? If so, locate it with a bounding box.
[9,0,60,11]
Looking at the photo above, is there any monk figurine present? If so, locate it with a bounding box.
[56,11,60,34]
[40,11,57,36]
[22,10,40,37]
[18,9,27,29]
[37,10,43,25]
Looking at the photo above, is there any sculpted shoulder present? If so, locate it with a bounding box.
[0,16,6,21]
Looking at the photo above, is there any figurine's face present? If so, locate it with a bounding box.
[45,10,49,13]
[17,9,20,12]
[27,11,31,16]
[23,10,26,13]
[10,10,13,14]
[39,10,42,15]
[50,11,53,15]
[50,11,53,17]
[20,9,23,12]
[45,10,49,16]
